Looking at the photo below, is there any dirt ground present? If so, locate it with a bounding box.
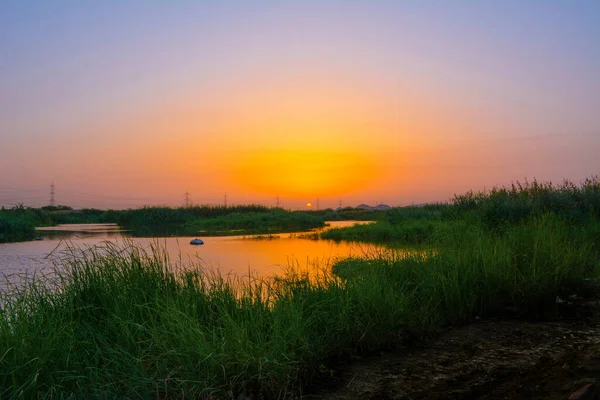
[303,302,600,399]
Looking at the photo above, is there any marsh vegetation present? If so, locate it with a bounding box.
[1,178,599,397]
[0,205,329,242]
[0,205,53,242]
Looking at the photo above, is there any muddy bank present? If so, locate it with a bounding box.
[304,303,600,399]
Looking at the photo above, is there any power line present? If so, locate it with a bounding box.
[49,181,55,206]
[184,191,190,207]
[224,193,227,207]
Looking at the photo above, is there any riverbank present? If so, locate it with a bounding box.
[0,205,329,243]
[305,300,600,399]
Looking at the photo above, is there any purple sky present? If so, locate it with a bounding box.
[1,2,599,209]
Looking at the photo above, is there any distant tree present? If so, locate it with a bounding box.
[41,205,73,211]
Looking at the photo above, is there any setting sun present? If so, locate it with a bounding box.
[306,203,312,208]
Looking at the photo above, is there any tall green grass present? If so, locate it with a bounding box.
[118,206,325,237]
[48,208,121,224]
[116,205,272,228]
[320,177,600,244]
[451,177,600,229]
[1,211,598,398]
[335,215,599,325]
[321,220,440,244]
[1,205,327,241]
[0,243,356,398]
[0,217,37,243]
[0,205,53,242]
[184,210,325,235]
[312,208,386,221]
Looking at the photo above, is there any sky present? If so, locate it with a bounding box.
[1,1,599,210]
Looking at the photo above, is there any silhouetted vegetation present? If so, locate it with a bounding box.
[450,177,600,231]
[322,220,441,243]
[310,208,386,221]
[40,205,73,212]
[116,206,325,236]
[0,205,52,243]
[48,208,118,224]
[0,218,36,243]
[322,177,600,244]
[184,210,325,235]
[0,205,328,241]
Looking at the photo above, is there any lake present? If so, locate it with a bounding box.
[0,221,380,287]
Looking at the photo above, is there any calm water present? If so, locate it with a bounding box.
[0,221,379,286]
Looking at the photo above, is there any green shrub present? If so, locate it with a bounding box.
[0,217,36,243]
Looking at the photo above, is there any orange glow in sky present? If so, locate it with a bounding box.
[231,150,381,198]
[1,3,599,209]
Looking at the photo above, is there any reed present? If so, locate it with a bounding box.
[184,210,325,236]
[0,205,53,242]
[1,212,597,397]
[319,177,600,244]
